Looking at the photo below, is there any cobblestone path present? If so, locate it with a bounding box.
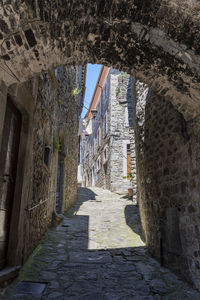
[3,187,200,299]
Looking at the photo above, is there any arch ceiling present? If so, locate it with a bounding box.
[0,0,199,119]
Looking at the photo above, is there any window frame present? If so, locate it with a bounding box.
[96,156,101,172]
[103,145,108,164]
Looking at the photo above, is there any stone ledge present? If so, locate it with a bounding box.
[0,266,21,285]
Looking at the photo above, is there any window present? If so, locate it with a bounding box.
[44,145,51,168]
[103,146,108,164]
[125,106,129,126]
[96,156,101,172]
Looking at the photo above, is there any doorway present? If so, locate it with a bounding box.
[0,97,22,269]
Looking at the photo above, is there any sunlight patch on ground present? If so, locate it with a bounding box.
[76,187,145,250]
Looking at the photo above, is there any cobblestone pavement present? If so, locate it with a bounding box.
[3,187,200,299]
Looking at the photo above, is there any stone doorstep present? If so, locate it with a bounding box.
[0,266,21,284]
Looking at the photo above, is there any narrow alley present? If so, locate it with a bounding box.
[0,1,200,296]
[3,188,200,300]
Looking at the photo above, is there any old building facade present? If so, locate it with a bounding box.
[0,65,86,274]
[80,66,137,198]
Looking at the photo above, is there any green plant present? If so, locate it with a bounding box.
[116,85,120,97]
[127,172,133,182]
[58,98,64,106]
[71,88,80,96]
[122,176,127,179]
[120,72,128,77]
[53,136,61,153]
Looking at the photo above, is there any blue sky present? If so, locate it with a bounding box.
[81,64,102,118]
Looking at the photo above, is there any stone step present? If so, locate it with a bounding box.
[0,266,21,285]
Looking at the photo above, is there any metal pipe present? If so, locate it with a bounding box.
[25,191,57,212]
[25,198,49,212]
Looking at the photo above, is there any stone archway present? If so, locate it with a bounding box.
[0,0,199,119]
[0,0,200,290]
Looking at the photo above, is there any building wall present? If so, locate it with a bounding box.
[55,66,83,212]
[135,80,200,290]
[92,74,111,190]
[82,68,137,197]
[0,66,84,267]
[109,70,136,195]
[82,72,112,190]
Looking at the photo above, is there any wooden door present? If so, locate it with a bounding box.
[127,144,131,175]
[127,154,131,174]
[0,98,21,269]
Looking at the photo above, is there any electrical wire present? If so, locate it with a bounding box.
[0,63,19,82]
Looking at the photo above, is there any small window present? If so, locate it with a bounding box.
[103,146,108,164]
[125,106,129,126]
[97,156,101,172]
[44,145,51,168]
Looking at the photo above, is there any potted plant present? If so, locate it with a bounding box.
[127,173,133,199]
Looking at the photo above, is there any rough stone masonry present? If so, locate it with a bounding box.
[0,1,199,120]
[134,80,200,291]
[0,65,85,274]
[0,0,200,292]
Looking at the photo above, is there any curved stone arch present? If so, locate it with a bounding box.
[0,0,199,119]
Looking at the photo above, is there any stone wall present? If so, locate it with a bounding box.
[109,71,133,194]
[135,80,200,290]
[92,74,111,190]
[82,68,137,196]
[110,71,137,197]
[23,72,58,260]
[0,1,199,124]
[55,66,83,211]
[0,65,84,267]
[62,97,80,211]
[21,66,83,261]
[81,72,112,189]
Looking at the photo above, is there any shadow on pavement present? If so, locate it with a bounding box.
[125,204,146,243]
[4,187,200,300]
[120,194,130,200]
[65,187,98,216]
